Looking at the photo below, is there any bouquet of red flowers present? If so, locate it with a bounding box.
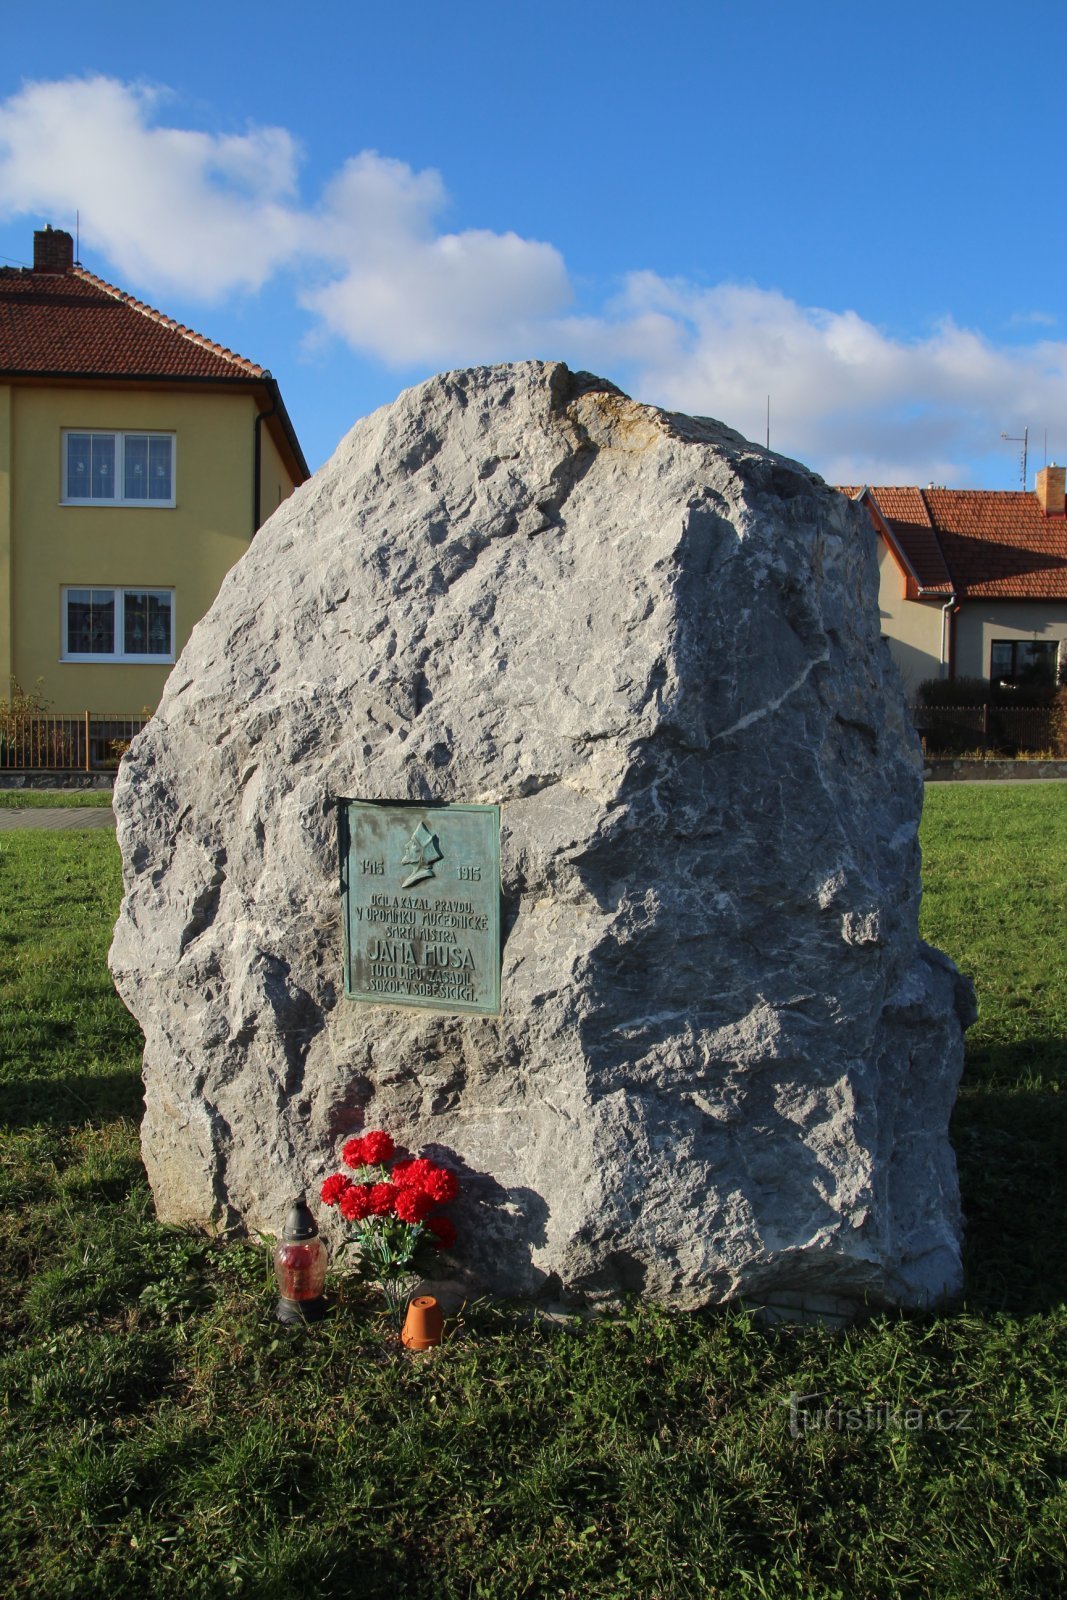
[320,1129,459,1325]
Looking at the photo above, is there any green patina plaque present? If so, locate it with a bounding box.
[340,800,500,1014]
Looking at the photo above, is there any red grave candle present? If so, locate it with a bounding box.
[273,1197,329,1323]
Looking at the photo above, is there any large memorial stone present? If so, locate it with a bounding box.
[109,361,975,1312]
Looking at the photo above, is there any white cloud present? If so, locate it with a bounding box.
[0,79,570,355]
[302,231,570,366]
[2,75,1066,485]
[554,277,1067,485]
[0,77,302,298]
[1008,309,1057,328]
[302,152,571,365]
[313,152,447,256]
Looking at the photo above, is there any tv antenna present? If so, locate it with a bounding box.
[1000,426,1028,490]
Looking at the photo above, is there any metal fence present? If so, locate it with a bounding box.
[4,705,1057,768]
[910,703,1059,756]
[0,713,149,772]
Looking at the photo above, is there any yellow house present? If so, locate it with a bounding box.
[0,225,308,720]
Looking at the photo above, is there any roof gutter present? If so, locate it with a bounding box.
[939,592,959,679]
[262,375,310,482]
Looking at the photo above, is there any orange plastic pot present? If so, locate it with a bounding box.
[401,1295,444,1350]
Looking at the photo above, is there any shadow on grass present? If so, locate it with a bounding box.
[253,1542,430,1600]
[954,1044,1067,1315]
[964,1036,1067,1093]
[0,1070,142,1129]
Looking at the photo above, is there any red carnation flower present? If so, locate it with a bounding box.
[339,1184,373,1221]
[367,1182,399,1217]
[360,1131,396,1165]
[341,1136,368,1170]
[393,1157,433,1189]
[426,1215,456,1250]
[320,1173,351,1207]
[420,1164,459,1205]
[394,1186,433,1225]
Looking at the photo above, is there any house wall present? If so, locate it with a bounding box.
[0,385,11,689]
[258,421,296,528]
[6,383,300,713]
[876,542,944,696]
[955,602,1067,683]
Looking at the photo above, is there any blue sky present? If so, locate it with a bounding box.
[3,0,1066,485]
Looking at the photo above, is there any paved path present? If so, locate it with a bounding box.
[924,776,1067,785]
[0,806,116,831]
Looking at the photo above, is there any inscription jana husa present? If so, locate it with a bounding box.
[341,802,500,1014]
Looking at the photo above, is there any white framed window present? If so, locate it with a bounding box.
[62,587,175,662]
[62,430,175,506]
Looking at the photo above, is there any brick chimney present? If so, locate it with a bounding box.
[33,226,74,274]
[1034,463,1066,516]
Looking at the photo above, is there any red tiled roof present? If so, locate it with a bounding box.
[923,488,1067,600]
[0,264,267,382]
[839,485,953,594]
[837,485,1067,601]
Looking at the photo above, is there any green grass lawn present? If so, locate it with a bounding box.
[1,793,1065,1599]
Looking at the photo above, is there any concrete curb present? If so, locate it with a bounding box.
[924,758,1067,782]
[0,807,116,831]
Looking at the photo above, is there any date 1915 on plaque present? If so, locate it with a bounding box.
[340,800,500,1014]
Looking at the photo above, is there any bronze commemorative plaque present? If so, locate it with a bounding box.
[340,800,500,1014]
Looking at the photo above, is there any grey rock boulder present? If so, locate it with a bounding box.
[109,361,975,1312]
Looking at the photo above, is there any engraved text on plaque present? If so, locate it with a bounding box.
[341,801,500,1014]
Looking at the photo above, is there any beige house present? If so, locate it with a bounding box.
[840,471,1067,699]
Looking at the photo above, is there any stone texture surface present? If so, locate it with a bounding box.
[110,361,976,1311]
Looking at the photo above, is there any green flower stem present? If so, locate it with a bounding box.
[340,1212,430,1330]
